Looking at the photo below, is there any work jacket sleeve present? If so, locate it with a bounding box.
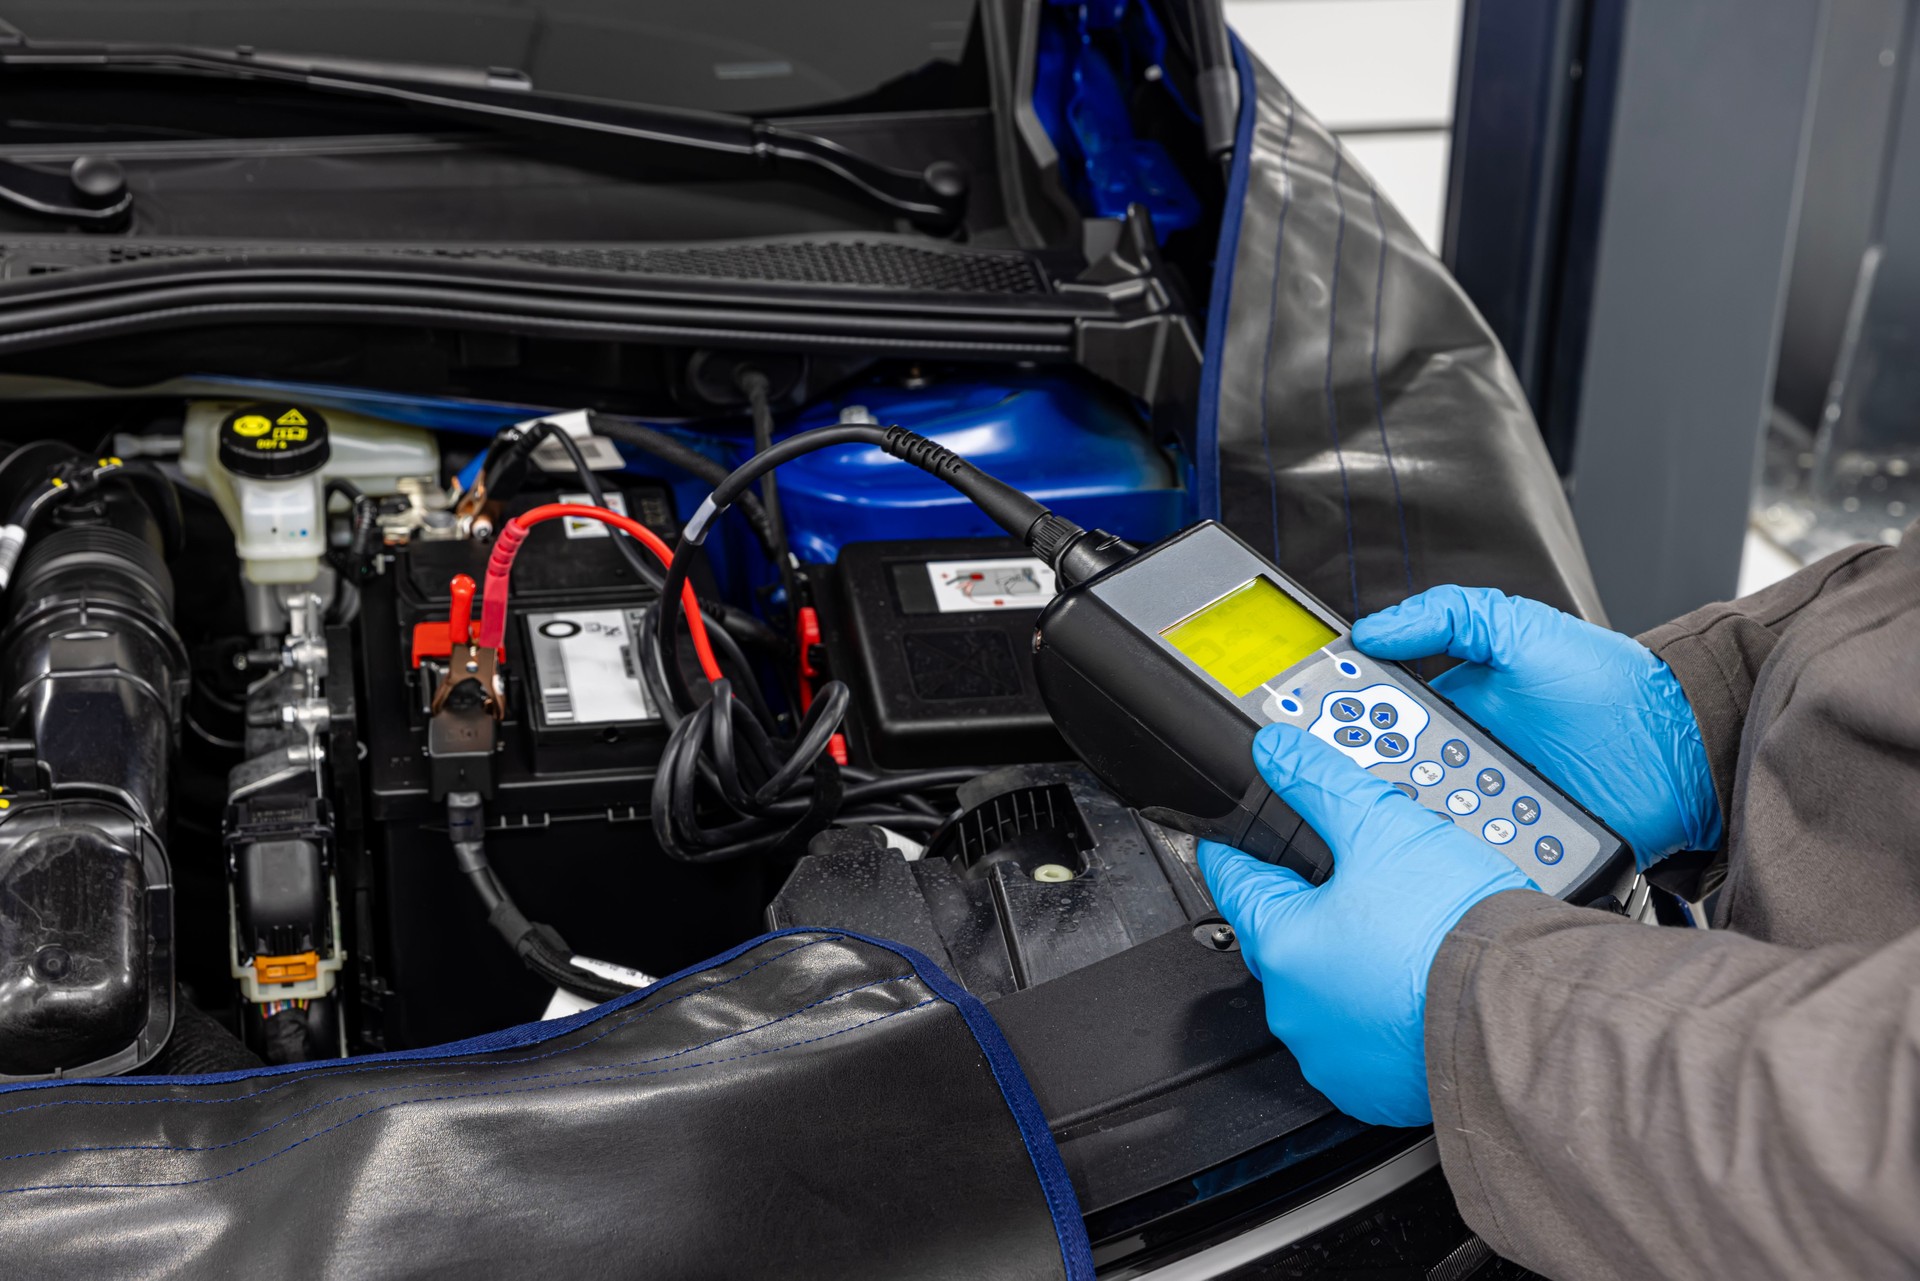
[1424,889,1920,1280]
[1635,541,1889,820]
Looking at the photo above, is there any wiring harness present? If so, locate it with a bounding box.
[449,412,1100,995]
[640,421,1087,863]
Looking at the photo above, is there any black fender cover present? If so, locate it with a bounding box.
[1200,43,1608,625]
[0,930,1093,1279]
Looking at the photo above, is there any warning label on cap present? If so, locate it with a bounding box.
[254,424,309,451]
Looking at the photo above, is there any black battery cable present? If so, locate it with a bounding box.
[642,423,1105,865]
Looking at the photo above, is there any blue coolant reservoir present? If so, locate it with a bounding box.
[774,375,1186,562]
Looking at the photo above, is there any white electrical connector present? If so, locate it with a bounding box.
[539,954,657,1020]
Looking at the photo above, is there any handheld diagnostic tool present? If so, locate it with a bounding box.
[1031,521,1630,900]
[668,422,1630,902]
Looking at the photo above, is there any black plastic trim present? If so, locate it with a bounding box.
[0,237,1181,358]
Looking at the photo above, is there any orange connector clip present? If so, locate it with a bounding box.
[252,951,320,985]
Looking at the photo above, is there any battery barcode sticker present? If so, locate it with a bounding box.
[557,491,628,538]
[924,557,1057,612]
[525,609,657,724]
[533,434,625,473]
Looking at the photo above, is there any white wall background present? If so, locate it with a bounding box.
[1224,0,1463,253]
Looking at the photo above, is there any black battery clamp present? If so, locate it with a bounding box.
[662,426,1631,902]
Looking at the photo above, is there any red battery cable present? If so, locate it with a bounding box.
[475,503,724,683]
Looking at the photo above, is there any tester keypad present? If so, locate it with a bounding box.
[1081,520,1624,900]
[1258,644,1606,896]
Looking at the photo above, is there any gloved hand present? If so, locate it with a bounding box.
[1200,724,1536,1127]
[1351,586,1722,867]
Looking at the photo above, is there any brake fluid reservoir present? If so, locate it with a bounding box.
[180,401,439,584]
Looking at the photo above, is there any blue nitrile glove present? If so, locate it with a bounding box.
[1351,587,1722,868]
[1200,724,1535,1126]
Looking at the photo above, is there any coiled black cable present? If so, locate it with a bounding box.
[654,423,1049,715]
[631,525,980,861]
[638,422,1062,864]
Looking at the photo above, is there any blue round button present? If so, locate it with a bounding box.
[1475,768,1505,797]
[1512,796,1541,825]
[1534,836,1564,866]
[1375,732,1410,758]
[1330,697,1364,722]
[1334,726,1372,748]
[1441,739,1470,768]
[1338,660,1361,677]
[1368,703,1399,730]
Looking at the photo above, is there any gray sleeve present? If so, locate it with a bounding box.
[1424,889,1920,1281]
[1636,542,1889,820]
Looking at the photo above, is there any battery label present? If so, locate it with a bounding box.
[535,434,625,474]
[924,557,1057,612]
[525,608,657,725]
[557,491,629,538]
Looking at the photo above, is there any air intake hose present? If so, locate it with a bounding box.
[0,468,186,1080]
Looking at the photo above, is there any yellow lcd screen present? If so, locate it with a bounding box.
[1160,577,1338,698]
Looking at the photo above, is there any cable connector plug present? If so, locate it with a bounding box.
[1027,513,1138,587]
[1026,512,1084,567]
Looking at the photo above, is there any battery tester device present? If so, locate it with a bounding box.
[667,424,1632,904]
[1027,521,1630,900]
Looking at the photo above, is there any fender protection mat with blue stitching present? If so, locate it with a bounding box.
[0,929,1095,1280]
[1198,41,1608,627]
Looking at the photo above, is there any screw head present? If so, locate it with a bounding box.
[1192,921,1240,952]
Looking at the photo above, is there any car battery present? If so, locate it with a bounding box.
[813,537,1071,769]
[354,479,765,1049]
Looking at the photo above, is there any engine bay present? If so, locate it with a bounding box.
[0,355,1214,1072]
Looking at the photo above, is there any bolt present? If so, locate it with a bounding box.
[1193,920,1240,951]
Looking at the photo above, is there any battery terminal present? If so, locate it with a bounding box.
[421,573,506,719]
